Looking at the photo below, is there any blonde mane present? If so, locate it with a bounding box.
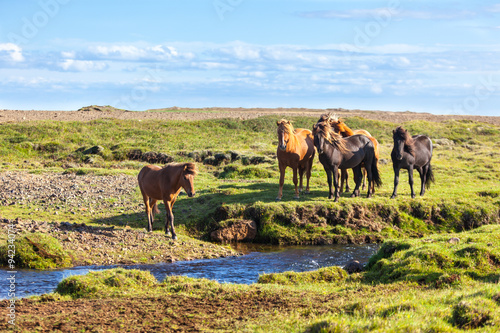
[277,119,300,153]
[313,121,348,154]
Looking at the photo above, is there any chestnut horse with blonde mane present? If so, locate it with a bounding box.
[317,114,380,193]
[276,119,315,201]
[138,162,198,240]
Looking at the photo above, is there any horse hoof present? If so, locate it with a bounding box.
[275,197,282,202]
[390,195,396,199]
[172,235,177,240]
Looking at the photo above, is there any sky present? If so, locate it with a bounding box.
[1,0,500,116]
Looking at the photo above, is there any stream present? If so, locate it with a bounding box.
[0,243,378,299]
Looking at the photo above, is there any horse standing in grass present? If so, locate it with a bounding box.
[138,163,198,239]
[313,121,382,202]
[317,113,380,193]
[276,119,315,201]
[391,126,434,199]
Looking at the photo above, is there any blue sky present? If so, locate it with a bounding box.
[1,0,500,115]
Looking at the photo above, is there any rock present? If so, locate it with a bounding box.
[343,260,364,274]
[448,237,460,244]
[203,156,220,166]
[83,145,105,155]
[434,138,455,146]
[210,219,257,242]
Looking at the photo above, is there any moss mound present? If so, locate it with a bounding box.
[0,233,72,269]
[364,225,500,285]
[258,266,348,285]
[56,268,158,298]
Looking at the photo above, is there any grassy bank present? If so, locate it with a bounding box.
[1,115,499,247]
[4,225,500,332]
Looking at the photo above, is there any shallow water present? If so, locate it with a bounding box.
[0,243,377,299]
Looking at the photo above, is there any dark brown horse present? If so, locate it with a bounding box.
[276,119,315,201]
[138,162,198,239]
[317,113,380,193]
[313,121,382,202]
[391,126,434,198]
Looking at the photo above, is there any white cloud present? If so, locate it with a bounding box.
[59,59,108,72]
[0,43,24,62]
[89,44,185,61]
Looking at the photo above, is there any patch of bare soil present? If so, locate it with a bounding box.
[0,171,237,266]
[1,106,499,125]
[1,288,321,332]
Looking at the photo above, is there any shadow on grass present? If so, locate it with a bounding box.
[90,180,362,233]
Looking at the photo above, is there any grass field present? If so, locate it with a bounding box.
[1,113,500,331]
[1,115,499,243]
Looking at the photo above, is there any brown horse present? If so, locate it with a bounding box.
[138,162,198,239]
[276,119,315,201]
[317,114,380,193]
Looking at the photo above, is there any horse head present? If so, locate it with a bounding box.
[313,122,327,155]
[180,163,198,197]
[277,119,293,151]
[393,126,413,160]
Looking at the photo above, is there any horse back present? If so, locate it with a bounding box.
[138,165,176,200]
[412,135,433,165]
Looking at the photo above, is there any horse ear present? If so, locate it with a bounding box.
[287,120,291,124]
[393,129,395,134]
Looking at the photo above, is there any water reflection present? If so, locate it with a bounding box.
[0,244,377,299]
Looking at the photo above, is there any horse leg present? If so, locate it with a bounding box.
[276,163,286,201]
[293,167,299,199]
[351,166,362,198]
[365,163,373,198]
[391,166,400,199]
[324,167,334,200]
[304,159,312,194]
[333,166,341,202]
[140,190,153,232]
[149,198,158,232]
[408,165,416,198]
[361,167,367,191]
[164,201,176,240]
[298,166,304,193]
[418,166,426,196]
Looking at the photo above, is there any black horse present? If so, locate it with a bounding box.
[313,121,382,202]
[391,126,434,199]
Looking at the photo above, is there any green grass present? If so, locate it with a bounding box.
[0,116,499,244]
[0,233,72,269]
[22,226,500,331]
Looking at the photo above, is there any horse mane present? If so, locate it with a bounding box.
[317,113,354,136]
[163,162,198,176]
[313,121,348,154]
[277,119,300,152]
[394,126,415,156]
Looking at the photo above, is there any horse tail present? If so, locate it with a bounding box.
[425,163,435,189]
[371,156,383,188]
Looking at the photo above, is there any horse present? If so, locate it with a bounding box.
[317,113,380,193]
[276,119,315,201]
[391,126,434,199]
[313,121,382,202]
[138,162,198,239]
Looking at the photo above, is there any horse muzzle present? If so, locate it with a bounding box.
[187,191,196,198]
[279,144,287,151]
